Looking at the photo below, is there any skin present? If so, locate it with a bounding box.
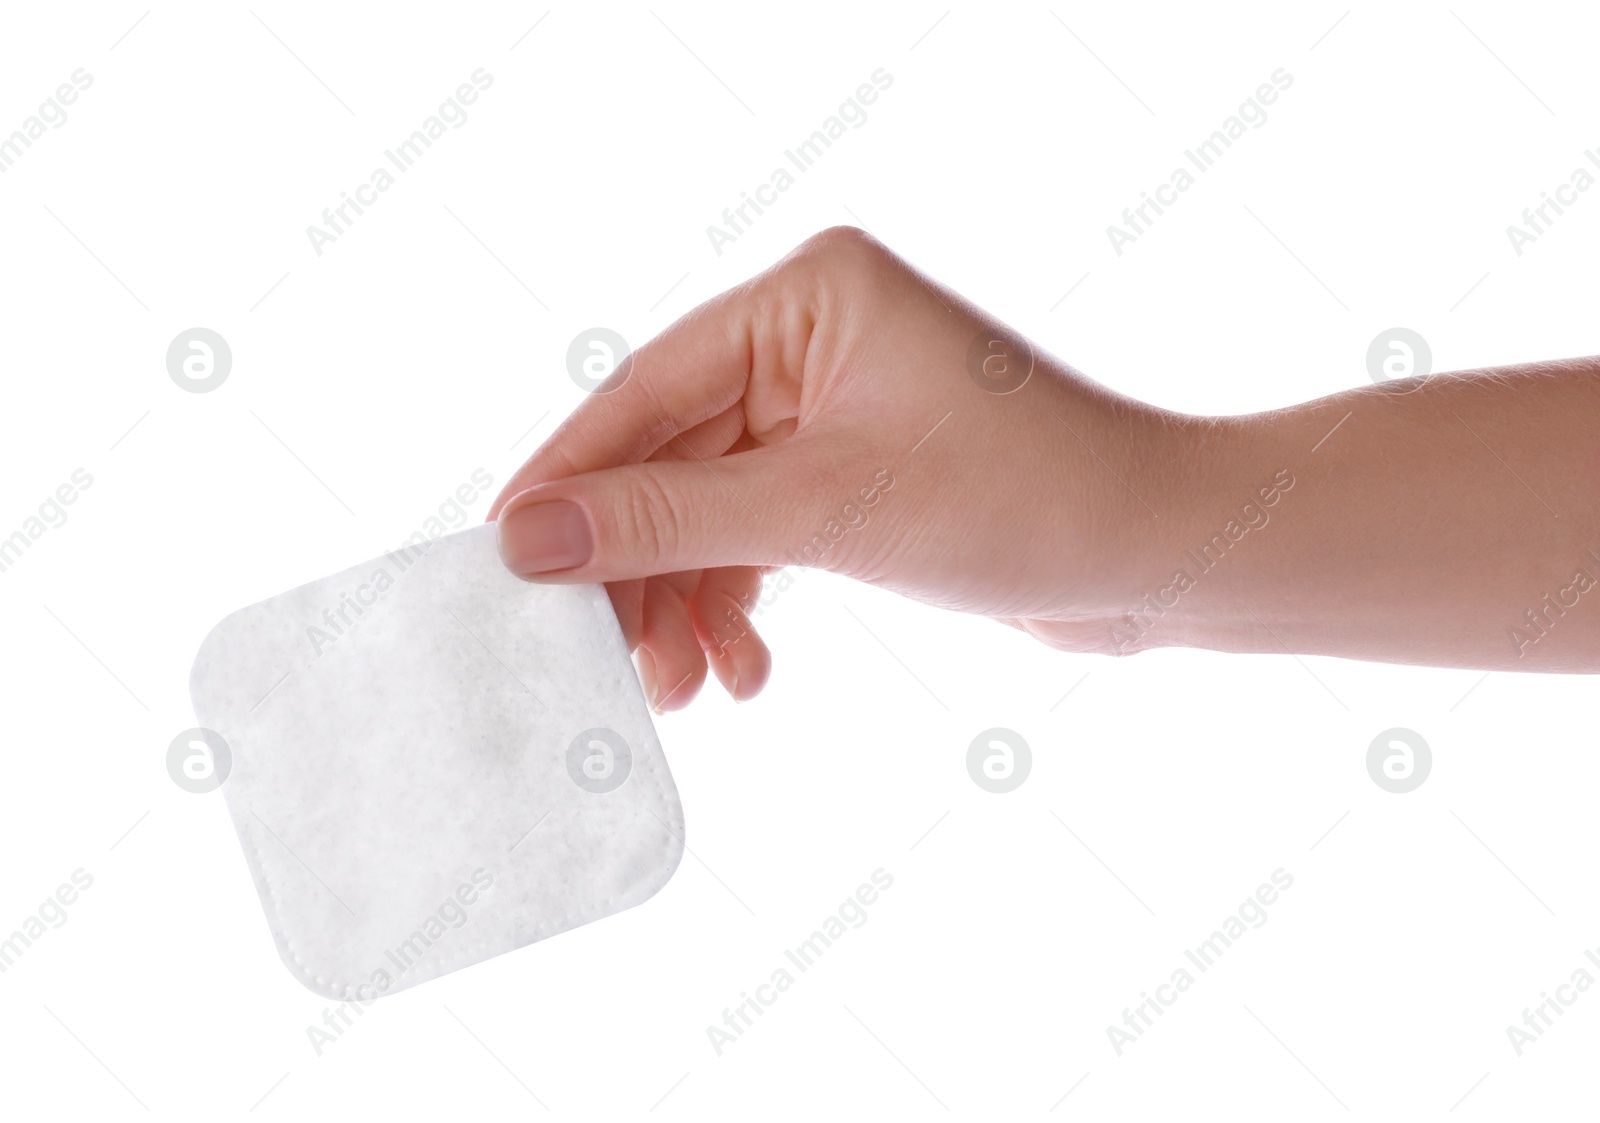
[489,226,1600,710]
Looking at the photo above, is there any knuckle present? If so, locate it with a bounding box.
[806,223,883,259]
[795,224,887,268]
[614,472,688,569]
[629,375,684,450]
[775,226,895,318]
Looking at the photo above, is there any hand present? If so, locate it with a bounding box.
[489,227,1177,709]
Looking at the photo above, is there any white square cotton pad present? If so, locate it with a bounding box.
[188,522,683,1000]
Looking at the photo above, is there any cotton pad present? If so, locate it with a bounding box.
[188,522,683,1000]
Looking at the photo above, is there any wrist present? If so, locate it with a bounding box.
[1082,405,1284,656]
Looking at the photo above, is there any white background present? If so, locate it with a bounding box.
[1,1,1597,1119]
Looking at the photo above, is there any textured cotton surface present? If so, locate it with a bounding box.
[189,523,683,999]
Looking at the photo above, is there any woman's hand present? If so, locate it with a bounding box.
[488,227,1181,709]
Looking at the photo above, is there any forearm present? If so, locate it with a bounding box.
[1113,358,1600,671]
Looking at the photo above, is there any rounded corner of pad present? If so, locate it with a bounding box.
[272,946,345,1002]
[268,934,376,1004]
[645,807,687,897]
[187,604,250,704]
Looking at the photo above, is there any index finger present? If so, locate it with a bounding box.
[488,282,761,519]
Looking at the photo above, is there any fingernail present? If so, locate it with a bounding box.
[498,500,592,575]
[636,648,660,712]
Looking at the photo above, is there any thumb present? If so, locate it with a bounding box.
[495,447,809,583]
